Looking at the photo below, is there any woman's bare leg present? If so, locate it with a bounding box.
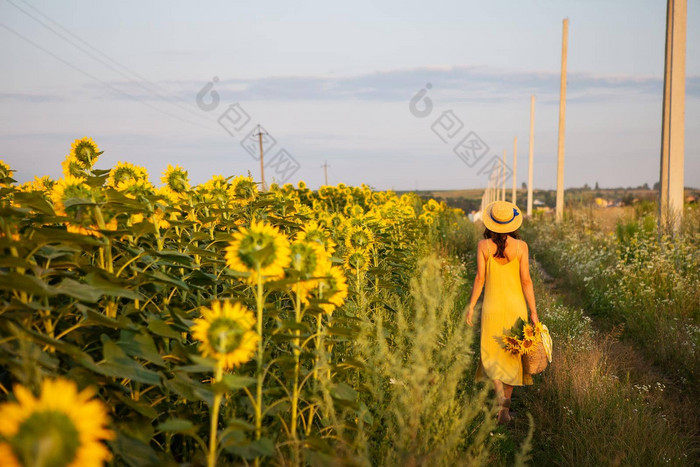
[503,384,513,400]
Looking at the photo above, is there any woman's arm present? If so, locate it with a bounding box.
[465,240,487,326]
[519,241,539,324]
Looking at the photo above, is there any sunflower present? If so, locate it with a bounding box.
[155,186,179,206]
[0,160,15,183]
[108,162,148,188]
[201,175,231,208]
[520,338,537,355]
[225,220,291,284]
[160,164,190,194]
[69,137,102,170]
[344,225,374,250]
[344,248,371,273]
[302,264,348,314]
[50,176,93,216]
[534,322,544,336]
[502,336,522,356]
[419,212,435,225]
[523,324,536,340]
[116,178,155,199]
[289,241,329,279]
[67,217,118,238]
[228,175,258,205]
[0,378,114,467]
[30,176,54,193]
[191,301,260,370]
[296,221,336,255]
[61,155,88,178]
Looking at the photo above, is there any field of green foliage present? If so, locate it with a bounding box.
[0,138,509,466]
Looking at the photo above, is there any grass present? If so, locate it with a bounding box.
[512,265,698,465]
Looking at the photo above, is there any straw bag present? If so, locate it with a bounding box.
[523,324,552,375]
[522,342,548,374]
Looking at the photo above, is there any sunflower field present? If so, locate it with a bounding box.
[0,138,498,466]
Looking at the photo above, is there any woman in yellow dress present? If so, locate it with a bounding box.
[465,200,540,424]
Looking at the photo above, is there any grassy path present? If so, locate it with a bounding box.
[501,260,698,465]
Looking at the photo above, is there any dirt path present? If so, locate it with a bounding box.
[534,259,700,450]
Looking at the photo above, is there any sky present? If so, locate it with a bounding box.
[1,0,699,191]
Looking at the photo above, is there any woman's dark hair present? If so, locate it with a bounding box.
[483,228,520,258]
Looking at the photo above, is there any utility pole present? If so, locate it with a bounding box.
[501,150,506,202]
[527,95,535,217]
[555,18,569,222]
[512,136,518,205]
[659,0,686,233]
[255,125,267,191]
[321,160,329,186]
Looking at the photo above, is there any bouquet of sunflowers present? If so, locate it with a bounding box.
[501,317,543,355]
[502,318,551,374]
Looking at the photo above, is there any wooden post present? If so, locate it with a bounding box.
[321,160,329,185]
[555,18,569,222]
[659,0,686,233]
[512,136,518,204]
[527,95,535,217]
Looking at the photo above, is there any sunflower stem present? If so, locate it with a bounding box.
[207,362,224,467]
[254,268,265,466]
[290,283,302,465]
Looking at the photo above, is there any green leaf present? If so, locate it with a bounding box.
[153,250,194,266]
[12,191,56,215]
[113,392,159,419]
[0,272,56,297]
[85,271,142,300]
[330,382,357,401]
[147,319,182,339]
[55,279,103,303]
[109,433,162,467]
[221,374,256,390]
[156,418,195,433]
[164,373,214,406]
[145,270,190,291]
[98,336,162,385]
[117,332,166,367]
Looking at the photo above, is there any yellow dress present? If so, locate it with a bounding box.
[475,239,533,386]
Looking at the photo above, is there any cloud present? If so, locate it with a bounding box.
[89,66,700,107]
[0,92,65,103]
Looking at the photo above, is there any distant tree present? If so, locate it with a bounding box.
[583,183,591,190]
[653,181,661,190]
[595,181,599,190]
[642,182,650,190]
[521,182,527,190]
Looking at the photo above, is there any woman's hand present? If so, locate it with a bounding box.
[530,311,539,325]
[466,307,475,327]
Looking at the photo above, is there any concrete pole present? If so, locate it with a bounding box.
[659,0,686,233]
[501,150,506,201]
[555,18,569,222]
[527,95,535,217]
[257,126,267,191]
[512,136,518,204]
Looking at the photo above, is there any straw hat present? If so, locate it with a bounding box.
[483,201,522,233]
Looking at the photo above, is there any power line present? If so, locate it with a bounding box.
[0,22,218,132]
[6,0,216,127]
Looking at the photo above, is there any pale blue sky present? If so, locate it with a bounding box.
[1,0,698,190]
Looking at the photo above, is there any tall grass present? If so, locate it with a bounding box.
[355,253,502,465]
[517,267,697,465]
[525,205,700,384]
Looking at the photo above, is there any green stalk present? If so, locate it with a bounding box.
[207,362,224,467]
[254,268,265,445]
[92,206,113,273]
[290,283,302,464]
